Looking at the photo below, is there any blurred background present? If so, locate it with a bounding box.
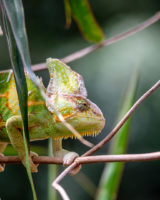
[0,0,160,199]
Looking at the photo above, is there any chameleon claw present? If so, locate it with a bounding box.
[0,153,5,172]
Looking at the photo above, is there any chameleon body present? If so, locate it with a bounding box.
[0,58,105,172]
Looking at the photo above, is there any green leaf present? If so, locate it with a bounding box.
[1,9,29,145]
[64,0,72,29]
[68,0,104,42]
[0,0,37,199]
[47,139,57,200]
[96,72,139,200]
[1,0,41,87]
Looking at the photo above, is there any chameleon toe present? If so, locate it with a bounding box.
[0,153,5,172]
[21,151,39,173]
[30,151,39,173]
[63,152,79,166]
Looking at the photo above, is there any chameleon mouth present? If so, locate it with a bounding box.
[54,116,105,139]
[70,129,103,138]
[54,129,103,139]
[53,104,105,139]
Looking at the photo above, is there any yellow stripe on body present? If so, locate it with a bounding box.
[28,101,45,106]
[0,93,8,98]
[8,78,20,115]
[7,76,45,114]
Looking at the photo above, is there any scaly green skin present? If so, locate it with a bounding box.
[0,58,105,172]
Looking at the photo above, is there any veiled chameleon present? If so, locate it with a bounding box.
[0,58,105,172]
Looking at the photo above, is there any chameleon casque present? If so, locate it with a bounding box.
[0,58,105,172]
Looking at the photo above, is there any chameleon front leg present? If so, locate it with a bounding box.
[0,143,7,172]
[52,138,78,165]
[6,116,38,172]
[52,139,81,174]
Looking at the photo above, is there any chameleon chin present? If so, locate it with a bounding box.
[0,58,105,173]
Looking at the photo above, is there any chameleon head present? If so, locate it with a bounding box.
[46,58,105,138]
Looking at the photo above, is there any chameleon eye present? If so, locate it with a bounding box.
[77,100,89,112]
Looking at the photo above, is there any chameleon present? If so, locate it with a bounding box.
[0,58,105,172]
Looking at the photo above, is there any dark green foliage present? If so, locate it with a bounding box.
[66,0,104,42]
[0,1,37,199]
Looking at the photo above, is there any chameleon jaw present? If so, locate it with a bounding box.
[53,115,105,139]
[53,129,104,139]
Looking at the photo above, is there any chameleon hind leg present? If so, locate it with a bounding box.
[0,143,7,172]
[6,115,38,173]
[52,139,81,175]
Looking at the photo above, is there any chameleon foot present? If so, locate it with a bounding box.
[63,152,81,175]
[63,152,79,166]
[22,151,39,173]
[30,151,39,173]
[0,153,5,172]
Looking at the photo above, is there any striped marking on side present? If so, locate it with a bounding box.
[28,101,45,106]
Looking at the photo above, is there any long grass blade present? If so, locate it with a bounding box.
[48,139,57,200]
[0,1,37,199]
[96,71,139,200]
[64,0,72,29]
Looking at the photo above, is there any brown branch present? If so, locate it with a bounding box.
[1,12,160,73]
[52,152,160,200]
[31,12,160,71]
[76,152,160,164]
[3,151,160,200]
[1,151,160,164]
[0,156,63,164]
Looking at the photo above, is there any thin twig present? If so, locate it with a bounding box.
[0,156,63,164]
[30,12,160,71]
[76,152,160,164]
[52,80,160,200]
[2,152,160,200]
[0,25,3,36]
[83,80,160,157]
[1,151,160,164]
[1,13,160,72]
[53,183,70,200]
